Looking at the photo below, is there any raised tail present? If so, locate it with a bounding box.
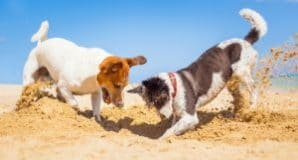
[31,20,49,44]
[240,8,267,44]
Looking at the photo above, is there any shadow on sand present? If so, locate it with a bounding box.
[77,109,233,139]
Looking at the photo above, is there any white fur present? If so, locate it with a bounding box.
[159,100,173,119]
[24,38,111,93]
[158,72,186,119]
[39,83,58,98]
[160,111,198,139]
[31,20,49,44]
[23,21,113,121]
[195,72,225,107]
[172,73,186,117]
[91,90,103,122]
[240,8,267,37]
[157,73,174,118]
[218,38,258,75]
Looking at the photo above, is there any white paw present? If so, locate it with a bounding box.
[67,99,78,107]
[159,131,173,140]
[40,87,58,98]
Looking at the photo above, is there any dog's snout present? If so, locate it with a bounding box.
[115,101,124,108]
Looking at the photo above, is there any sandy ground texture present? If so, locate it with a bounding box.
[0,83,297,160]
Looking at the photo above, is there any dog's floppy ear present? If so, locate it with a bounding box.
[126,55,147,67]
[100,60,123,74]
[127,85,144,94]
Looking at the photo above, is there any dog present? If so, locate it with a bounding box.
[128,8,267,138]
[23,21,147,122]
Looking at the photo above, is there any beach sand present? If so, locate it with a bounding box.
[0,84,297,160]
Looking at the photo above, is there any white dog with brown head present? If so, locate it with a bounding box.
[23,21,147,122]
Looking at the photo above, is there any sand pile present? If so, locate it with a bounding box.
[16,81,56,110]
[1,81,297,145]
[178,108,298,144]
[0,81,102,137]
[101,101,298,143]
[0,97,104,137]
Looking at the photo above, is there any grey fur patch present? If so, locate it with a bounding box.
[177,43,242,114]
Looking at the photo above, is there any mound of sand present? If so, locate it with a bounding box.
[179,109,298,144]
[16,81,56,110]
[1,82,297,145]
[0,81,297,159]
[0,97,104,137]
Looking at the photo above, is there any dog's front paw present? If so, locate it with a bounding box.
[93,114,102,123]
[67,99,78,107]
[158,134,170,140]
[159,131,173,140]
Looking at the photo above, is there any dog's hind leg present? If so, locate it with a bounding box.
[57,81,78,108]
[227,76,244,113]
[39,83,58,98]
[241,72,258,108]
[23,49,40,86]
[91,90,102,123]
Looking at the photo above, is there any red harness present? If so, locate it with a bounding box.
[168,72,177,98]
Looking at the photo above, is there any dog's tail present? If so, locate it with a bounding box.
[240,8,267,44]
[31,20,49,44]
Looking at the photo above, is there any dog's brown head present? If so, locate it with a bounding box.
[97,55,147,107]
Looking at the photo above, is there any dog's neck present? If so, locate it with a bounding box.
[158,72,185,118]
[168,72,177,99]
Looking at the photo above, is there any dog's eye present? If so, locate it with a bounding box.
[113,83,121,89]
[154,100,159,105]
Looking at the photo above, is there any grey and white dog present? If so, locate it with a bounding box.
[128,8,267,139]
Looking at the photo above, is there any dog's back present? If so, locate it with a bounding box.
[177,9,267,114]
[24,22,112,94]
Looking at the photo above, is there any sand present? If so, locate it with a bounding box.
[0,84,297,160]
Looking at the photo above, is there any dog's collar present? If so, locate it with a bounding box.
[168,72,177,99]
